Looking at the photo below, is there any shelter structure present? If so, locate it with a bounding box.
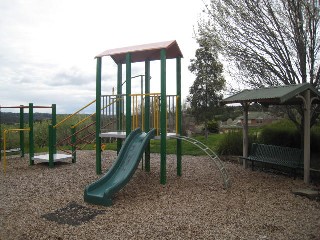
[94,40,183,184]
[221,83,320,184]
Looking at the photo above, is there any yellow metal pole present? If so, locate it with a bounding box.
[54,99,96,128]
[3,130,7,174]
[142,97,145,131]
[72,98,122,129]
[156,97,159,136]
[135,95,138,129]
[152,97,155,132]
[176,96,179,134]
[7,128,30,132]
[132,96,135,129]
[166,96,168,132]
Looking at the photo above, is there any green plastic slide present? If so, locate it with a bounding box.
[84,128,155,206]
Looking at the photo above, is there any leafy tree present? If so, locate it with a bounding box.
[200,0,320,132]
[187,32,226,138]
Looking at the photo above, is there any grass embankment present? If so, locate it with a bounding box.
[105,134,224,156]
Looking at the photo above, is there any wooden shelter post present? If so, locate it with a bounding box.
[242,102,249,168]
[303,90,311,184]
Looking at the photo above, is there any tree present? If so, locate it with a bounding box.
[187,32,226,138]
[200,0,320,132]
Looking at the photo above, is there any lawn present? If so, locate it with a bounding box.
[105,134,224,155]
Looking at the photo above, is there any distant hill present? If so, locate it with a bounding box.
[0,112,52,124]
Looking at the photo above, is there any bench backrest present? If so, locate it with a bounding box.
[250,143,303,167]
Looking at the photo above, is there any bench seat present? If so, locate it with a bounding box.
[240,143,303,179]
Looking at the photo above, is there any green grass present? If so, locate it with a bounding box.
[8,134,224,156]
[104,134,223,156]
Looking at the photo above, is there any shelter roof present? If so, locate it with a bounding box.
[95,40,183,64]
[222,83,320,105]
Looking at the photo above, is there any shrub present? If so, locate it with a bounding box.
[259,120,301,148]
[207,120,219,133]
[216,130,258,156]
[311,125,320,153]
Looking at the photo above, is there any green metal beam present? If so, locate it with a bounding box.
[52,104,57,154]
[176,57,182,176]
[145,60,151,172]
[29,103,34,166]
[126,53,132,136]
[96,57,102,174]
[117,63,123,154]
[19,105,24,157]
[160,49,167,184]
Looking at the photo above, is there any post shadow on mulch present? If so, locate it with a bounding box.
[41,202,106,226]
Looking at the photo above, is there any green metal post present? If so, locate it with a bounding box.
[48,124,54,168]
[117,63,123,154]
[19,105,25,157]
[176,57,182,176]
[126,53,132,136]
[71,126,76,163]
[160,49,167,184]
[96,57,102,174]
[145,60,151,172]
[0,118,1,162]
[52,104,57,154]
[29,103,34,165]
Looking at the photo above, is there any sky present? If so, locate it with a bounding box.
[0,0,205,114]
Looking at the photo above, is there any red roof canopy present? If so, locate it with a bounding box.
[95,40,183,64]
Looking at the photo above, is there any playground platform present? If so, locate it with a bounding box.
[100,131,179,139]
[33,154,73,163]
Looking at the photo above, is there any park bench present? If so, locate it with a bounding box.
[240,143,303,179]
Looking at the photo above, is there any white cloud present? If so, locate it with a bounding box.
[0,0,204,113]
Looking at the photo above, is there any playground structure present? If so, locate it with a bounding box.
[92,40,184,185]
[84,40,230,206]
[0,104,59,172]
[0,102,101,173]
[1,40,230,207]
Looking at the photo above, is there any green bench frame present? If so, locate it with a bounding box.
[240,143,303,179]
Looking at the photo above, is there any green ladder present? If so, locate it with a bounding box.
[171,135,230,189]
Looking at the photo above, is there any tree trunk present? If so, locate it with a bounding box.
[204,120,208,139]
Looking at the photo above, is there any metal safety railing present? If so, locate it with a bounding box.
[49,99,99,162]
[101,93,179,136]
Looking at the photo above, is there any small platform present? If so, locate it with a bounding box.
[154,132,179,140]
[100,131,179,139]
[33,153,73,163]
[292,188,320,200]
[1,148,21,153]
[100,131,126,139]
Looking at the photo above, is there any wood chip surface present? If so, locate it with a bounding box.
[1,151,319,239]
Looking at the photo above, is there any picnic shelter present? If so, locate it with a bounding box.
[221,83,320,184]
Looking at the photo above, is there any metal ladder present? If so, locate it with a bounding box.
[171,135,231,189]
